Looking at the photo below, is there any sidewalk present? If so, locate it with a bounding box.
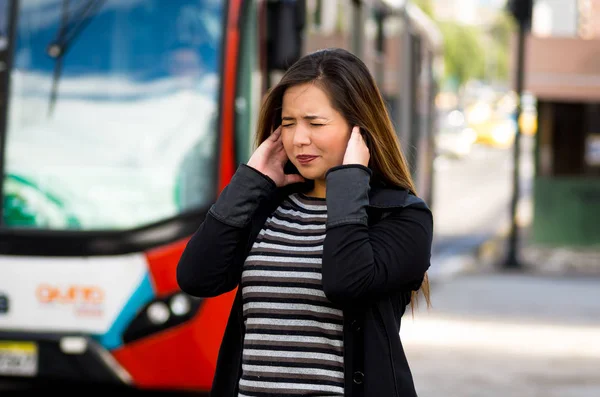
[520,229,600,277]
[444,192,600,279]
[402,270,600,397]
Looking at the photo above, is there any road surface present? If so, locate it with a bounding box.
[402,271,600,397]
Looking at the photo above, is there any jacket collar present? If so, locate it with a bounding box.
[276,182,428,211]
[368,186,409,209]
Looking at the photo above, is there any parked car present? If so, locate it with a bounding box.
[472,116,517,149]
[435,109,477,159]
[464,95,519,149]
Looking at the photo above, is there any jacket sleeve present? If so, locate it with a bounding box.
[176,164,277,298]
[322,165,433,306]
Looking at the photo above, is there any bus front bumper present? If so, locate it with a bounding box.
[0,331,132,387]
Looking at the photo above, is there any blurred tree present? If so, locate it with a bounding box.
[487,11,517,83]
[411,0,515,89]
[412,0,434,18]
[438,21,486,88]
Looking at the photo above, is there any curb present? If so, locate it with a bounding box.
[428,222,510,284]
[474,222,511,270]
[427,193,535,283]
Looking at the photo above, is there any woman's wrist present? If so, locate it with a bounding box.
[242,163,277,188]
[325,166,371,228]
[210,164,277,227]
[326,164,372,178]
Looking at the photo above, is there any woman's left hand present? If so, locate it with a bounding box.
[343,126,370,167]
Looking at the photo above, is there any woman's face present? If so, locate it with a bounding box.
[281,83,351,182]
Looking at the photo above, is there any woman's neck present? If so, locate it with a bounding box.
[306,179,326,198]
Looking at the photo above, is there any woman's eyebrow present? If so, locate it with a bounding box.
[281,114,328,121]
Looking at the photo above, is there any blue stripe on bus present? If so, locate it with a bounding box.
[94,272,155,350]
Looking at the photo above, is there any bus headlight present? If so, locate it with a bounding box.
[170,293,191,316]
[147,301,170,324]
[123,292,202,344]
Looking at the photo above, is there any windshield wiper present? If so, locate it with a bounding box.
[47,0,107,116]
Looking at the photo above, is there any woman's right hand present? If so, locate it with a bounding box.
[247,126,305,187]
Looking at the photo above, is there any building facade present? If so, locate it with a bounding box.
[522,0,600,247]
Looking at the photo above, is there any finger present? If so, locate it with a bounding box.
[354,126,364,140]
[355,126,367,143]
[354,126,370,147]
[346,126,357,147]
[267,126,282,142]
[283,173,305,186]
[273,144,290,163]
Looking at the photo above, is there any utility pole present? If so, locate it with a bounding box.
[504,0,533,269]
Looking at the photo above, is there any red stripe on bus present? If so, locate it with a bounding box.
[145,238,189,295]
[218,0,243,192]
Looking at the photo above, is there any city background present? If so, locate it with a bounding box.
[0,0,599,395]
[405,1,600,396]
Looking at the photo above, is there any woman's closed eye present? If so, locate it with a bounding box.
[281,122,324,128]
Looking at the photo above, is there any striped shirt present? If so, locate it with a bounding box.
[238,193,345,397]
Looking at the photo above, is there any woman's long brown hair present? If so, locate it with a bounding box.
[254,48,431,311]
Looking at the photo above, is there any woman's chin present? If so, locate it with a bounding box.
[295,167,325,181]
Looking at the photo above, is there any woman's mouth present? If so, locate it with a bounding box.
[296,155,319,165]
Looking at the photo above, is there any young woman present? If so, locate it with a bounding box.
[177,48,433,397]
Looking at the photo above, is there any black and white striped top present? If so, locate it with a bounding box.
[238,193,345,397]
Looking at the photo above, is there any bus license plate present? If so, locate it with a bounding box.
[0,341,38,377]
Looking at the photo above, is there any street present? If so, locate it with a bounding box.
[399,136,600,396]
[428,136,535,278]
[402,271,600,397]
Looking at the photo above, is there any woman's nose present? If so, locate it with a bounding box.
[293,125,311,146]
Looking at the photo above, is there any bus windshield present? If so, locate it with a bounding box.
[2,0,224,230]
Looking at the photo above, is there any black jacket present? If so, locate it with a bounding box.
[177,164,433,397]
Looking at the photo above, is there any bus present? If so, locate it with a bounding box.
[0,0,442,393]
